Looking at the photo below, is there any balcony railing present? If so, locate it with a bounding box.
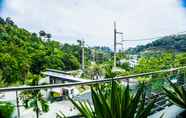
[0,66,186,118]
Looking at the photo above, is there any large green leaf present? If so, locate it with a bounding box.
[65,81,155,118]
[163,80,186,109]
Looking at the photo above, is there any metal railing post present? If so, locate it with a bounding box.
[16,91,20,118]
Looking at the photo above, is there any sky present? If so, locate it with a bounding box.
[1,0,186,50]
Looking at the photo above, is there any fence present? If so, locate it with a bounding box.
[0,66,186,118]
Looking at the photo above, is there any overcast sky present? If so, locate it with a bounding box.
[1,0,186,50]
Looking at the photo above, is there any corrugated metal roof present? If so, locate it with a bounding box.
[42,71,89,82]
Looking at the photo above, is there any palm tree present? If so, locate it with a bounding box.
[20,90,49,118]
[46,33,52,42]
[86,64,104,80]
[39,30,46,37]
[20,75,49,118]
[5,17,14,25]
[0,17,6,24]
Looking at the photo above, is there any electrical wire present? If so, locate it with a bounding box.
[122,31,186,42]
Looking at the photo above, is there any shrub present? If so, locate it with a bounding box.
[0,101,14,118]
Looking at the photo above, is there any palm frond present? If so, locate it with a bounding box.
[64,81,155,118]
[163,79,186,109]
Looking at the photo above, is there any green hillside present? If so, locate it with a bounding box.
[0,17,80,84]
[126,34,186,54]
[0,17,113,85]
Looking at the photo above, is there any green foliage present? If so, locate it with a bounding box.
[19,74,49,118]
[0,17,114,85]
[0,70,6,87]
[163,79,186,109]
[0,101,14,118]
[116,52,126,61]
[175,53,186,66]
[93,46,112,64]
[62,53,80,70]
[135,53,175,73]
[83,64,104,80]
[150,80,164,91]
[63,81,155,118]
[136,77,151,83]
[20,90,49,118]
[119,62,131,71]
[103,64,117,78]
[0,17,81,85]
[62,43,90,66]
[126,34,186,54]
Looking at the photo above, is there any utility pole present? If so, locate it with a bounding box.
[82,40,85,71]
[16,91,20,118]
[113,22,117,68]
[113,21,124,68]
[92,48,96,64]
[77,39,85,71]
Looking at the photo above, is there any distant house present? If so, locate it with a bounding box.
[128,55,138,68]
[40,69,89,100]
[118,55,138,68]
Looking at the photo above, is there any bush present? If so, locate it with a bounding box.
[0,101,14,118]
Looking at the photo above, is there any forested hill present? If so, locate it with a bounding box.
[0,17,113,85]
[126,34,186,54]
[0,17,81,84]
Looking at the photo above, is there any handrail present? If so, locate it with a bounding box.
[0,66,185,92]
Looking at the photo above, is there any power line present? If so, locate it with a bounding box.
[122,31,186,42]
[0,66,185,92]
[113,22,124,67]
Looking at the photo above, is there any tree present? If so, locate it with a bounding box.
[84,64,104,80]
[135,53,175,73]
[20,90,49,118]
[120,62,131,71]
[0,70,6,87]
[39,30,46,37]
[175,53,186,66]
[20,75,49,118]
[62,53,80,70]
[5,17,14,25]
[46,33,51,39]
[126,34,186,54]
[0,16,82,85]
[0,17,5,24]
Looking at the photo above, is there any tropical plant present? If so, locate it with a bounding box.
[84,64,104,80]
[20,90,49,118]
[163,79,186,109]
[58,81,155,118]
[104,65,117,78]
[20,75,49,118]
[0,101,14,118]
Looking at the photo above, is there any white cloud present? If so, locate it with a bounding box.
[2,0,186,49]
